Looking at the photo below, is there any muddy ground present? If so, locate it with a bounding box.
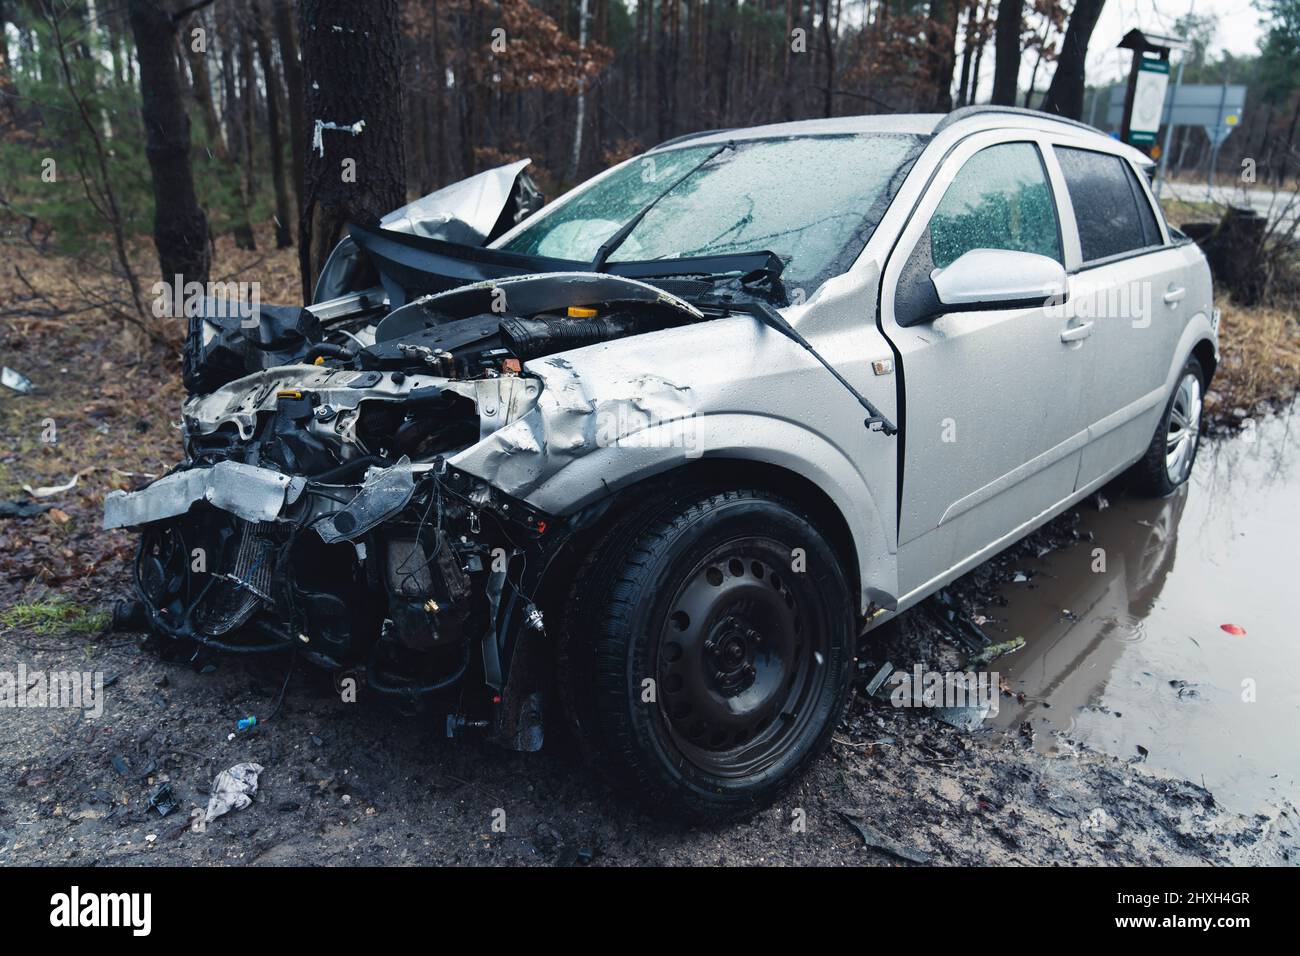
[2,241,1297,866]
[1,557,1293,867]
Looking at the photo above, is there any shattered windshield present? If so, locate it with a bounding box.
[496,133,926,292]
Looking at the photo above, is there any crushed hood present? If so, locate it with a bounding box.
[313,159,544,304]
[380,159,537,244]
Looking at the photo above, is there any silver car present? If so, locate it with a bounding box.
[105,106,1217,819]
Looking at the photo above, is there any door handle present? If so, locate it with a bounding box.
[1060,321,1094,343]
[1163,286,1186,304]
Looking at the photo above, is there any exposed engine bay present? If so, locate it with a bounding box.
[104,160,791,748]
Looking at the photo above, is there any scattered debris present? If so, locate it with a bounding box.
[931,701,992,732]
[22,467,95,499]
[966,636,1026,667]
[148,783,179,817]
[2,366,34,393]
[203,762,264,824]
[864,662,895,697]
[237,716,257,732]
[931,589,994,653]
[839,810,932,864]
[0,500,54,520]
[1220,623,1247,636]
[1081,807,1117,840]
[556,843,596,867]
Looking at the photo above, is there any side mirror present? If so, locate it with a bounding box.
[930,248,1066,311]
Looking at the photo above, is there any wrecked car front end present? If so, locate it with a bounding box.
[104,269,714,746]
[105,131,920,759]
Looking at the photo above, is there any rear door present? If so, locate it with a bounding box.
[881,132,1091,597]
[1048,143,1193,488]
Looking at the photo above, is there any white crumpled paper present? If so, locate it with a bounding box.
[204,762,264,824]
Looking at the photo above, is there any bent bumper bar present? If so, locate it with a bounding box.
[102,462,308,530]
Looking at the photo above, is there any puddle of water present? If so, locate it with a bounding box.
[987,401,1300,815]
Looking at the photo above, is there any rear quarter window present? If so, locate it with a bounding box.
[1055,146,1162,263]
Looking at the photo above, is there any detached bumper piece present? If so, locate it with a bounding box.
[102,461,308,531]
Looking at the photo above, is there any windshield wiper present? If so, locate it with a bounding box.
[738,301,897,436]
[592,141,735,272]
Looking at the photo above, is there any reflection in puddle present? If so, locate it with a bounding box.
[988,401,1299,815]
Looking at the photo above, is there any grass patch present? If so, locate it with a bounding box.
[0,598,110,635]
[1160,197,1221,229]
[1208,301,1300,420]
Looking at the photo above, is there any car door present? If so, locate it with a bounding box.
[880,133,1091,598]
[1048,142,1196,488]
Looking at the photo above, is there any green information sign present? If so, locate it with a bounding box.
[1129,58,1171,145]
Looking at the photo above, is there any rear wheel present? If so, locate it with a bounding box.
[559,488,855,821]
[1130,357,1205,497]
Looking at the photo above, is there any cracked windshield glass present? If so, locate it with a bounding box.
[498,134,924,291]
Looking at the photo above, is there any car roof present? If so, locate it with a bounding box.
[647,114,942,151]
[650,106,1150,166]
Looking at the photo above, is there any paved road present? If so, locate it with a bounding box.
[1159,180,1300,232]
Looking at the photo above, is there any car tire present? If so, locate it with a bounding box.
[1130,356,1205,497]
[558,487,856,822]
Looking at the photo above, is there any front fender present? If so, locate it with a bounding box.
[459,409,897,614]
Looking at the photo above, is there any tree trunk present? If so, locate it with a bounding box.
[955,0,978,107]
[819,0,834,117]
[991,0,1022,106]
[181,10,225,154]
[128,0,210,286]
[927,0,959,111]
[251,1,293,246]
[238,15,259,249]
[1023,36,1045,108]
[1041,0,1105,120]
[568,0,590,183]
[217,0,256,249]
[273,0,307,217]
[298,0,407,302]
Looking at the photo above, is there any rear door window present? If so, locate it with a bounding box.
[1055,146,1161,263]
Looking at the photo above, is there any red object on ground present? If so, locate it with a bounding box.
[1220,624,1247,636]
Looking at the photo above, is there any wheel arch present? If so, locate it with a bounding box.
[1167,306,1217,383]
[535,454,893,622]
[1192,337,1217,386]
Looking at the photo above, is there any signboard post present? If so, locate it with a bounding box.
[1129,59,1170,145]
[1117,30,1181,151]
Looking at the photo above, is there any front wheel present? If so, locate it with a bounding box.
[1130,356,1205,497]
[559,488,856,822]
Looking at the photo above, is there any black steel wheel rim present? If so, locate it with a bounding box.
[653,537,829,778]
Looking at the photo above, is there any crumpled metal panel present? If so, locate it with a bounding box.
[314,160,535,303]
[314,456,418,544]
[450,352,698,499]
[102,462,307,530]
[380,159,533,243]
